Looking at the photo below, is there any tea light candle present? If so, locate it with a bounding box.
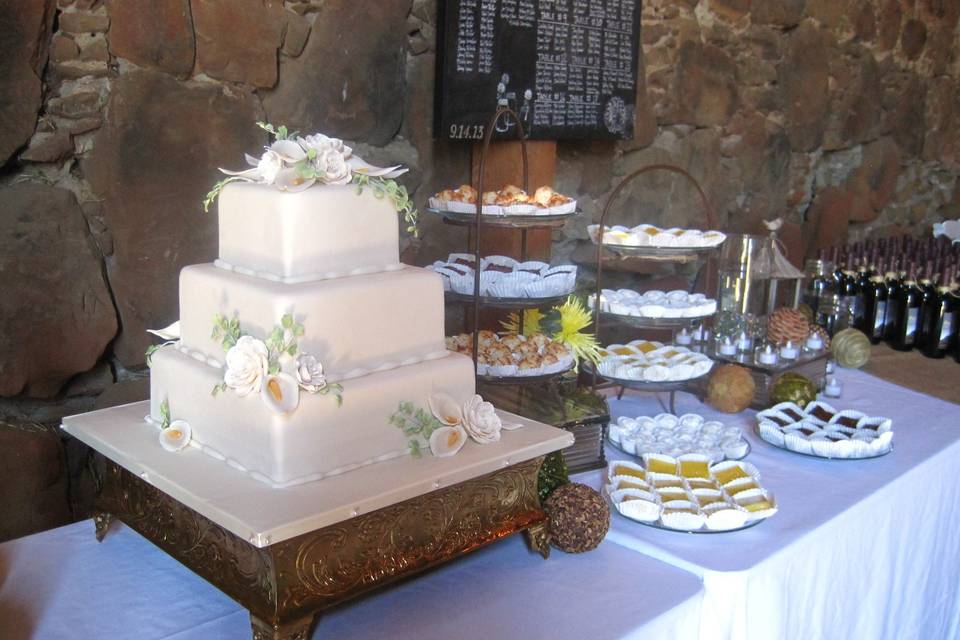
[780,340,799,360]
[718,337,737,356]
[675,327,693,346]
[824,376,842,397]
[805,332,824,351]
[756,344,779,365]
[826,359,836,374]
[737,331,753,353]
[692,325,707,343]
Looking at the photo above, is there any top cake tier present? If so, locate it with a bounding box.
[217,182,400,283]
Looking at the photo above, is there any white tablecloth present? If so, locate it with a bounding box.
[0,519,703,640]
[577,368,960,640]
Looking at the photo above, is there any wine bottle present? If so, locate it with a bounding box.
[916,268,937,348]
[883,270,903,344]
[863,274,888,344]
[920,278,957,359]
[841,269,863,330]
[890,269,923,351]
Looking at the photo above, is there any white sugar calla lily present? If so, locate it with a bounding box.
[269,139,307,163]
[429,425,468,457]
[429,393,463,426]
[274,167,316,192]
[261,372,300,415]
[147,320,181,341]
[159,420,192,452]
[347,155,408,179]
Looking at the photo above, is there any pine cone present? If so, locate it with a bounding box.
[767,307,810,346]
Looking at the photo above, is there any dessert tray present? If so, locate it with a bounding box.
[606,457,777,532]
[446,331,575,379]
[589,288,717,320]
[756,401,894,459]
[430,254,577,300]
[588,224,726,249]
[608,413,750,462]
[594,341,714,383]
[429,184,577,217]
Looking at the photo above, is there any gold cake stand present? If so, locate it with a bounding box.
[64,402,573,640]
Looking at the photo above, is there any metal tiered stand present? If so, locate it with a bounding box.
[588,165,721,413]
[434,107,609,472]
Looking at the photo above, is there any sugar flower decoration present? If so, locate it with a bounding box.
[203,122,419,235]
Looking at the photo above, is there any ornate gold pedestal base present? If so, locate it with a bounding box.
[94,456,549,640]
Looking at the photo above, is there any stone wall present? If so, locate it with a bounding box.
[0,0,957,419]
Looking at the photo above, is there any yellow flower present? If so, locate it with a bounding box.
[552,296,602,369]
[500,309,545,336]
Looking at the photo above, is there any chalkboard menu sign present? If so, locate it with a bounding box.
[436,0,641,141]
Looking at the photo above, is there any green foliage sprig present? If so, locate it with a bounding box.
[203,177,245,213]
[265,313,305,374]
[389,401,444,458]
[537,451,570,503]
[211,313,241,351]
[159,398,171,430]
[352,174,419,237]
[257,121,296,141]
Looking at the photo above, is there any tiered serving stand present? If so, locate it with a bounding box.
[588,165,722,413]
[432,106,608,471]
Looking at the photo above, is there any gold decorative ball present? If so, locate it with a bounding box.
[706,364,757,413]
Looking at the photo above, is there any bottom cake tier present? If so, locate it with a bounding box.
[149,346,476,488]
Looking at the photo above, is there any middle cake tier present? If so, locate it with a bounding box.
[179,263,448,377]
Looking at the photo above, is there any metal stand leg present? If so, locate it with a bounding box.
[669,391,677,414]
[251,613,317,640]
[525,521,551,559]
[93,511,113,542]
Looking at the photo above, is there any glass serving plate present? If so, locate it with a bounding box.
[603,486,768,534]
[445,291,572,310]
[598,311,714,330]
[476,365,575,385]
[594,242,721,262]
[753,424,893,460]
[607,434,751,463]
[428,207,580,229]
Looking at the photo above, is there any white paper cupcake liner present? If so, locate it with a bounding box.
[660,501,706,530]
[703,503,750,531]
[546,199,577,215]
[608,460,647,483]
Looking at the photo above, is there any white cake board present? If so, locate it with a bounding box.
[62,401,574,548]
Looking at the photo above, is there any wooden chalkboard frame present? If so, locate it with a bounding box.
[435,0,642,142]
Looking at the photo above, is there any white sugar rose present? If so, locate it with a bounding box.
[295,353,327,393]
[223,336,269,396]
[461,395,502,444]
[298,133,352,158]
[316,149,352,186]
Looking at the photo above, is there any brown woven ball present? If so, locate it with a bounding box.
[543,482,609,553]
[767,307,811,346]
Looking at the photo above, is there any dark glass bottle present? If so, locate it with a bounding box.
[841,269,864,330]
[920,281,958,359]
[882,271,903,343]
[890,271,923,351]
[916,272,937,348]
[863,274,888,344]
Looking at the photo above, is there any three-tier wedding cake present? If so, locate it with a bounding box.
[147,128,490,488]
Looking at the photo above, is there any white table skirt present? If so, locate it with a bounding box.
[577,368,960,640]
[0,519,703,640]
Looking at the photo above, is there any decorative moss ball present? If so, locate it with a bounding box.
[706,364,756,413]
[544,483,609,553]
[832,328,871,369]
[769,372,818,407]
